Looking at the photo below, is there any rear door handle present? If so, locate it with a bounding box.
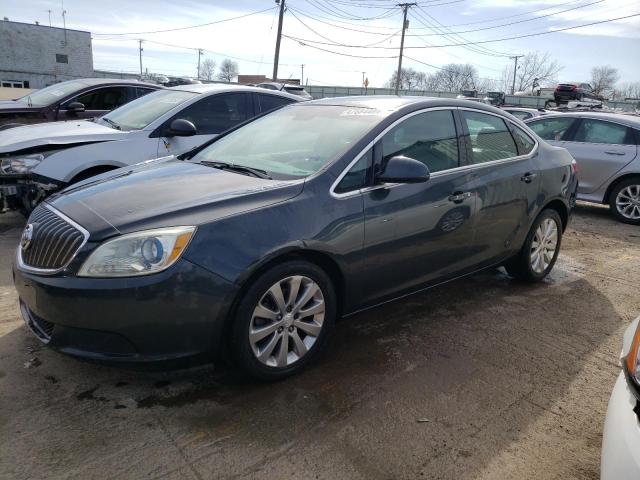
[448,191,471,203]
[521,172,538,183]
[604,150,625,156]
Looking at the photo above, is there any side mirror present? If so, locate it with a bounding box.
[166,118,197,137]
[66,102,86,113]
[377,155,430,184]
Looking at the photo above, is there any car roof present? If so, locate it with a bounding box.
[528,110,640,128]
[302,95,507,114]
[64,78,161,88]
[168,83,301,100]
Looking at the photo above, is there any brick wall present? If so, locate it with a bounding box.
[0,20,93,88]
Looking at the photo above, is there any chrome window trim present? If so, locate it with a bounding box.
[16,203,90,276]
[330,106,539,199]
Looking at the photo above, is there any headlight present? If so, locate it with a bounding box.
[623,317,640,386]
[0,154,44,174]
[77,226,196,277]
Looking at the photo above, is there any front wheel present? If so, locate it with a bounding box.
[505,209,563,282]
[230,260,336,380]
[609,179,640,225]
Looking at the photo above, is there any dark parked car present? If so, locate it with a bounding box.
[554,82,599,104]
[13,97,578,379]
[0,79,162,130]
[256,82,313,100]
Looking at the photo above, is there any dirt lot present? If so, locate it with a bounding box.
[0,203,638,480]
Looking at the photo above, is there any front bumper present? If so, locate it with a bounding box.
[13,258,239,362]
[601,373,640,480]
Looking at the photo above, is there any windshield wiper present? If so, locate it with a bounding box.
[200,161,272,180]
[102,118,121,130]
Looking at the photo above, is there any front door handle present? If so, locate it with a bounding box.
[604,150,625,156]
[448,191,471,203]
[521,172,538,183]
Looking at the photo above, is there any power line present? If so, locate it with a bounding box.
[283,36,399,58]
[93,7,276,35]
[283,12,640,50]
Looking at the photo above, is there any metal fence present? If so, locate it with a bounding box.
[305,85,639,111]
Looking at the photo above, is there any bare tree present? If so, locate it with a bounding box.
[513,51,562,93]
[613,81,640,100]
[591,65,619,97]
[431,63,478,92]
[200,58,216,81]
[386,68,426,91]
[217,59,239,82]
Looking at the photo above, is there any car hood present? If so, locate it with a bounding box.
[0,120,125,153]
[48,159,304,240]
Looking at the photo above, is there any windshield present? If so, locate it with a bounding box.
[99,89,197,131]
[192,105,384,180]
[16,80,88,107]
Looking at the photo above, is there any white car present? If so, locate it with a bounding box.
[502,107,550,121]
[601,316,640,479]
[0,84,300,211]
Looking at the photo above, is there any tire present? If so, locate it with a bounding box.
[230,260,336,380]
[505,209,563,282]
[609,178,640,225]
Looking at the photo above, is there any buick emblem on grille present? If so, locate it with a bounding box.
[21,224,34,251]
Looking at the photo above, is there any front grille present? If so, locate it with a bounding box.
[20,204,87,271]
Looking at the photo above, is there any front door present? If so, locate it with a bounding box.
[58,86,132,121]
[561,118,638,194]
[359,109,479,305]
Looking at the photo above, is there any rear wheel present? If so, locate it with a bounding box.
[230,260,336,380]
[609,179,640,225]
[505,209,562,282]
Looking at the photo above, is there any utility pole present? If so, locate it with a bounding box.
[510,55,524,94]
[48,10,52,26]
[138,40,144,79]
[272,0,286,81]
[197,48,203,80]
[395,3,416,95]
[362,71,366,87]
[301,64,305,85]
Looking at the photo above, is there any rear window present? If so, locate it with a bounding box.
[461,111,518,164]
[573,119,632,145]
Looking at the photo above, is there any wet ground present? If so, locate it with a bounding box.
[0,203,638,479]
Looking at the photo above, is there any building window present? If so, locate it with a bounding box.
[56,54,69,64]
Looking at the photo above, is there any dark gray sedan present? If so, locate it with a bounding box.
[13,97,578,379]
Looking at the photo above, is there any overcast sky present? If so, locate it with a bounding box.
[3,0,639,88]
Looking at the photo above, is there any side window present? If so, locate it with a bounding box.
[136,87,156,98]
[528,117,576,141]
[573,119,631,145]
[510,124,536,155]
[69,87,129,110]
[174,93,249,134]
[334,149,372,194]
[258,94,295,114]
[381,110,459,173]
[508,110,533,121]
[460,111,518,164]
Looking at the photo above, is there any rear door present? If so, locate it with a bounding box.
[359,108,479,304]
[459,109,541,264]
[560,118,638,194]
[157,92,252,157]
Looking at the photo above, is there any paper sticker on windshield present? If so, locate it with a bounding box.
[340,108,381,116]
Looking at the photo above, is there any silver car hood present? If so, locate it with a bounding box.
[0,120,127,153]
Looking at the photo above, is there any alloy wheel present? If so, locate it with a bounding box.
[530,218,558,274]
[615,185,640,220]
[249,275,325,368]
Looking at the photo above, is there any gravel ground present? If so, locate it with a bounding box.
[0,202,638,480]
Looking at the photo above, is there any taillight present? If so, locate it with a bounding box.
[571,159,578,174]
[625,323,640,386]
[570,85,577,91]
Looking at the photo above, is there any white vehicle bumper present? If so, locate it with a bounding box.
[601,372,640,480]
